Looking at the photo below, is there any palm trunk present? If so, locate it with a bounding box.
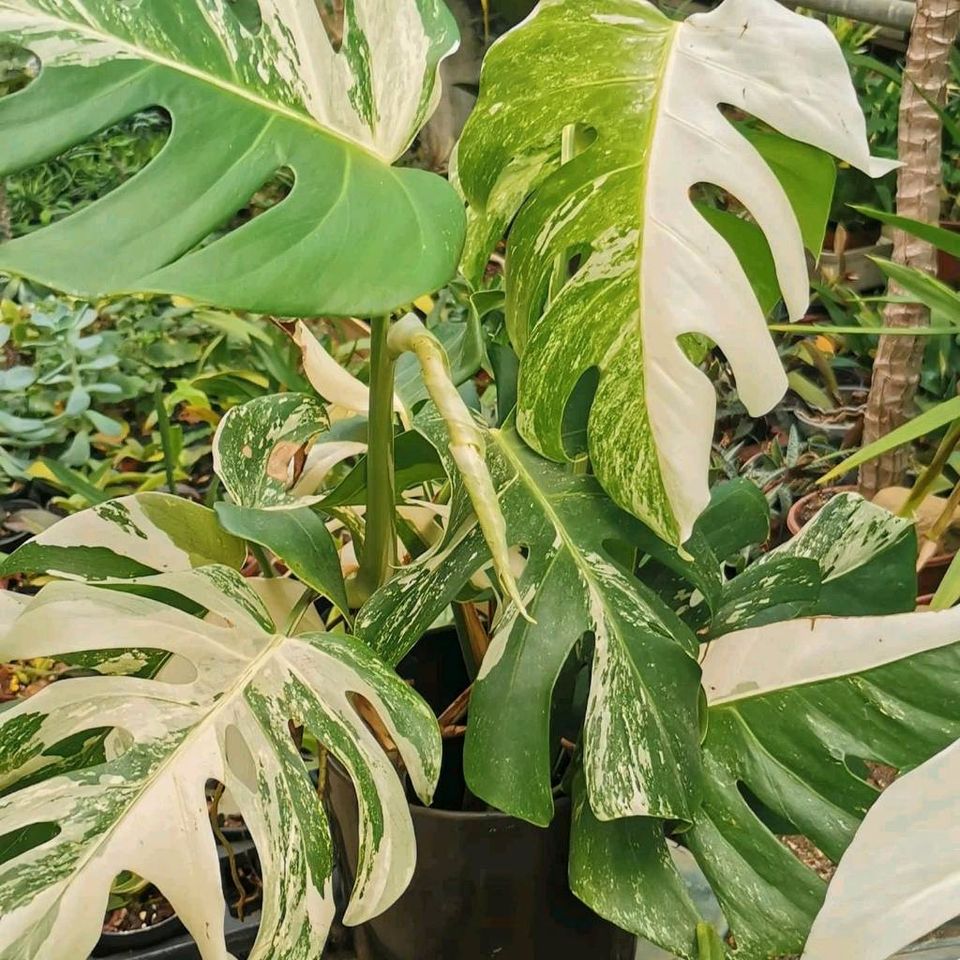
[860,0,960,498]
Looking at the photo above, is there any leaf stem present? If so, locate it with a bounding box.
[284,587,318,635]
[153,385,177,494]
[249,542,275,578]
[902,419,960,516]
[353,315,396,603]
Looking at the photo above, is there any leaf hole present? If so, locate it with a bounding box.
[225,0,263,34]
[561,366,599,461]
[736,781,801,835]
[318,0,346,53]
[4,108,171,240]
[188,166,295,253]
[0,43,39,100]
[846,757,899,791]
[224,724,259,794]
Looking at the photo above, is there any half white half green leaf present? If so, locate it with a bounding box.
[692,609,960,957]
[455,0,895,544]
[574,606,960,958]
[0,566,441,960]
[0,492,245,579]
[0,0,464,315]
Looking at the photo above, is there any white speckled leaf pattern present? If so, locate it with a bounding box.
[0,492,245,579]
[212,393,367,509]
[0,0,464,314]
[357,413,703,825]
[0,566,441,960]
[455,0,896,544]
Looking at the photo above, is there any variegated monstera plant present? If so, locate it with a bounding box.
[0,2,957,960]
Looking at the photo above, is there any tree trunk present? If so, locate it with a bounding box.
[860,0,960,498]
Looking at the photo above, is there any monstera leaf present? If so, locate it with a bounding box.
[0,492,245,579]
[0,566,441,960]
[0,0,464,315]
[802,739,960,960]
[455,0,896,544]
[575,606,960,960]
[357,411,717,826]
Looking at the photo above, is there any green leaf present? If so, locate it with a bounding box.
[872,257,960,323]
[0,492,245,579]
[852,205,960,259]
[568,761,702,955]
[706,554,821,636]
[215,502,349,618]
[321,430,445,508]
[0,0,464,316]
[33,457,109,504]
[820,395,960,483]
[0,566,441,958]
[931,548,960,609]
[358,416,703,827]
[455,0,893,545]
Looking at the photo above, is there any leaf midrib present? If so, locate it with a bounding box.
[492,427,693,813]
[2,5,387,163]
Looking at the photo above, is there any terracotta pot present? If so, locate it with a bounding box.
[917,551,955,598]
[937,221,960,288]
[786,485,857,537]
[788,487,954,598]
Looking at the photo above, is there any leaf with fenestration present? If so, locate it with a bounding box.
[456,0,895,544]
[573,604,960,959]
[0,0,464,315]
[358,412,707,826]
[0,566,441,960]
[705,492,917,636]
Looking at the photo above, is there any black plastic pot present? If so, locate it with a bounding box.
[90,841,262,960]
[92,914,187,956]
[329,766,636,960]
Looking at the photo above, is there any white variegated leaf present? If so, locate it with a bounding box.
[212,393,367,509]
[358,414,704,826]
[0,567,441,960]
[802,738,960,960]
[456,0,896,544]
[0,492,245,580]
[293,321,408,424]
